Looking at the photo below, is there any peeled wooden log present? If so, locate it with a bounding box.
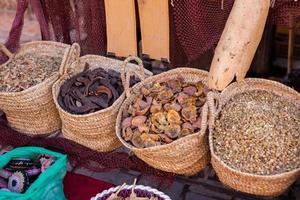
[208,0,270,90]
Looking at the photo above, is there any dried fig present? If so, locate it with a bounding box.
[182,122,193,130]
[150,124,160,134]
[192,117,202,129]
[167,79,182,93]
[159,134,173,144]
[167,109,181,124]
[150,83,164,93]
[181,128,193,137]
[177,92,189,105]
[158,88,173,102]
[122,117,132,129]
[140,133,158,147]
[151,112,168,126]
[132,116,147,127]
[183,86,197,96]
[181,105,197,123]
[122,127,133,141]
[183,96,196,106]
[148,133,160,141]
[150,100,162,113]
[131,131,144,148]
[165,124,181,139]
[138,124,150,133]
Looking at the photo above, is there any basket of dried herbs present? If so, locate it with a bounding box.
[208,78,300,196]
[0,42,80,135]
[116,68,212,175]
[52,55,152,152]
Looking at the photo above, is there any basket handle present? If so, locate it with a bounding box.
[0,43,13,59]
[59,42,81,76]
[207,91,220,131]
[121,56,146,98]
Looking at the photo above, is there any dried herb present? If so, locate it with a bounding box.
[0,53,62,92]
[58,63,139,114]
[121,77,210,148]
[214,90,300,175]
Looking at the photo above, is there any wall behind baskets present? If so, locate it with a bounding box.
[0,0,299,68]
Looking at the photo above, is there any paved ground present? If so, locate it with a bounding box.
[0,8,41,44]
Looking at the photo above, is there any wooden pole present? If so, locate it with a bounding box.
[287,15,294,75]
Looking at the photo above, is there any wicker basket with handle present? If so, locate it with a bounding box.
[208,78,300,196]
[0,42,80,135]
[52,56,152,152]
[116,67,211,176]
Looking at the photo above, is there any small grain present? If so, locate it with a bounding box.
[213,90,300,175]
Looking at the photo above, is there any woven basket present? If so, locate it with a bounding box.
[208,78,300,197]
[91,184,171,200]
[116,68,211,176]
[52,56,152,152]
[0,41,80,135]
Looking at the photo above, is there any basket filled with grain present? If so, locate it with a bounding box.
[52,56,152,152]
[0,42,80,135]
[208,78,300,196]
[116,67,212,175]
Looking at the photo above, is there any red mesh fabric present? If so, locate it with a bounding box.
[170,0,233,64]
[270,1,300,28]
[170,0,300,65]
[40,0,107,55]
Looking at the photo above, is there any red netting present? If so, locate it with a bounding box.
[170,0,300,65]
[1,0,300,66]
[40,0,107,55]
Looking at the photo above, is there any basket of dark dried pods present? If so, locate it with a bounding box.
[52,56,152,152]
[116,68,212,175]
[0,42,80,135]
[208,78,300,196]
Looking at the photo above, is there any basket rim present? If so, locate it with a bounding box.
[209,78,300,179]
[116,68,209,151]
[91,184,172,200]
[0,41,70,96]
[52,54,152,118]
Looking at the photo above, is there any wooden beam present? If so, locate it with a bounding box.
[137,0,170,61]
[104,0,137,57]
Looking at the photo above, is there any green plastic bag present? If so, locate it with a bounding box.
[0,146,67,200]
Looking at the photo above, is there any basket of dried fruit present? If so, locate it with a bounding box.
[0,42,80,135]
[52,55,152,152]
[116,68,211,175]
[91,180,171,200]
[208,78,300,196]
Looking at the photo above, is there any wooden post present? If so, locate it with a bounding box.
[137,0,170,61]
[104,0,137,57]
[287,26,294,74]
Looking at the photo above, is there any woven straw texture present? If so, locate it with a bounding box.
[52,55,152,152]
[0,41,79,135]
[209,78,300,197]
[116,68,211,176]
